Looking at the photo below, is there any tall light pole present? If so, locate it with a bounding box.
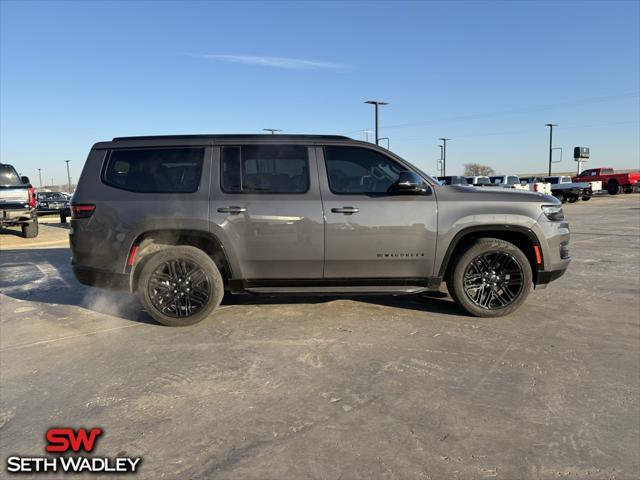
[378,137,390,150]
[65,160,72,193]
[362,129,373,142]
[37,168,42,189]
[439,138,450,176]
[438,145,444,176]
[365,100,389,145]
[545,123,557,176]
[263,128,282,135]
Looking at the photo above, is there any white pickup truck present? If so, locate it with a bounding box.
[0,163,38,237]
[544,175,597,203]
[491,175,552,194]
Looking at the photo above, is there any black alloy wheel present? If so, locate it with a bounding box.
[148,259,211,318]
[462,251,524,310]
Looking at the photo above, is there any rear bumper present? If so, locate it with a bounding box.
[72,265,130,291]
[535,268,567,288]
[1,208,36,226]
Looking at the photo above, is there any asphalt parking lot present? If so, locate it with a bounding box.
[1,195,639,479]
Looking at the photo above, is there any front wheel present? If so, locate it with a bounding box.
[138,246,224,326]
[446,238,532,317]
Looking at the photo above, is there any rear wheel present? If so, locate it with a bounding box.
[60,212,67,223]
[553,192,566,203]
[21,219,38,238]
[567,196,578,203]
[623,186,633,194]
[446,238,532,317]
[138,246,224,326]
[607,181,620,195]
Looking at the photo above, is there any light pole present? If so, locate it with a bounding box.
[438,145,444,176]
[65,160,71,193]
[439,138,450,176]
[378,137,390,150]
[365,100,389,145]
[362,129,373,142]
[263,128,282,135]
[545,123,557,176]
[37,168,42,189]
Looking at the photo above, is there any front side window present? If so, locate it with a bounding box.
[221,145,309,193]
[103,148,204,193]
[324,146,405,194]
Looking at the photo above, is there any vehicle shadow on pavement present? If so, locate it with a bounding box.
[1,247,464,323]
[0,227,24,238]
[0,247,154,324]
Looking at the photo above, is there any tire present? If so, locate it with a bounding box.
[21,219,38,238]
[567,196,578,203]
[623,186,633,194]
[607,181,620,195]
[137,246,224,326]
[581,195,591,201]
[60,213,67,223]
[446,238,533,318]
[553,192,566,203]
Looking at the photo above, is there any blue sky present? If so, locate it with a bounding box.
[1,0,638,185]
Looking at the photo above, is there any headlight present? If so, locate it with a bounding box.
[542,205,564,221]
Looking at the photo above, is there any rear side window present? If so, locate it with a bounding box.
[221,145,309,193]
[103,148,204,193]
[0,164,23,187]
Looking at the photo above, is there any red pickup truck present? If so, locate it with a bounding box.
[573,168,640,195]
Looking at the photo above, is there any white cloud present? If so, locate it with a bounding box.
[188,53,350,70]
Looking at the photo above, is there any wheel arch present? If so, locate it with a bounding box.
[439,225,542,284]
[127,229,233,292]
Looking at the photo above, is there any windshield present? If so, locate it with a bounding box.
[0,164,23,187]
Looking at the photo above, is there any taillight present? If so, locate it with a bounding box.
[27,187,36,208]
[534,183,540,192]
[71,204,95,219]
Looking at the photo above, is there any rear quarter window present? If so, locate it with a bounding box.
[102,148,204,193]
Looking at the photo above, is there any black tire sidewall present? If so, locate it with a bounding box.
[138,246,224,326]
[22,219,38,238]
[447,238,533,317]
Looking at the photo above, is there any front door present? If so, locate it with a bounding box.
[211,144,324,279]
[318,145,437,279]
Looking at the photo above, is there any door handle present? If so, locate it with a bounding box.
[217,206,247,214]
[331,206,359,215]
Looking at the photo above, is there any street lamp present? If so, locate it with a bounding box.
[65,160,72,193]
[365,100,389,145]
[439,138,450,176]
[263,129,282,135]
[378,137,390,150]
[37,168,42,189]
[545,123,558,176]
[438,145,444,176]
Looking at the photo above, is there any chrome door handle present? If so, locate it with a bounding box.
[217,206,247,214]
[331,206,359,215]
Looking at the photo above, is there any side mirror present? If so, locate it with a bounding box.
[21,176,31,186]
[389,171,429,194]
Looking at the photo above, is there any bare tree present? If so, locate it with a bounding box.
[464,163,495,176]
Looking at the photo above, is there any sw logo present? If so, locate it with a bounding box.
[6,427,142,474]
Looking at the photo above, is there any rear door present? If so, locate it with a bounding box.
[318,145,437,279]
[211,144,324,279]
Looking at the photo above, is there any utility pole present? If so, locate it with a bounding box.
[439,138,450,176]
[365,100,389,145]
[37,168,42,189]
[65,160,72,193]
[438,145,444,176]
[263,129,282,135]
[545,123,557,176]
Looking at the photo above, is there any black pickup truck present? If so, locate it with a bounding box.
[0,163,38,237]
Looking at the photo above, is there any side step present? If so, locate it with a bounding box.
[244,285,428,295]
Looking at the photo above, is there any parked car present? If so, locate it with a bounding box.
[437,175,468,185]
[518,176,552,195]
[465,176,493,186]
[36,191,71,223]
[0,163,38,237]
[573,167,640,195]
[489,175,530,191]
[70,134,570,326]
[544,176,592,203]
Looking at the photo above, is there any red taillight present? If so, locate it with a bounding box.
[27,187,36,208]
[534,183,540,192]
[71,204,95,219]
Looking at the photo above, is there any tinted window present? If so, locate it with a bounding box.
[221,145,309,193]
[103,148,204,193]
[0,164,23,187]
[324,146,405,194]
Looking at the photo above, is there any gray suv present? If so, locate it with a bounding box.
[70,135,570,326]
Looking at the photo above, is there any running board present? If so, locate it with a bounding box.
[244,285,428,295]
